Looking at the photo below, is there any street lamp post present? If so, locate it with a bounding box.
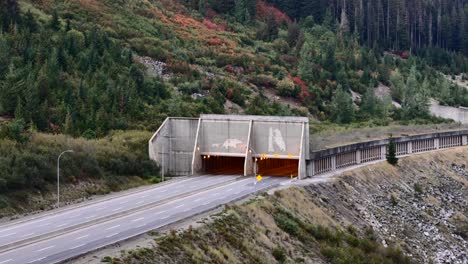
[57,150,74,208]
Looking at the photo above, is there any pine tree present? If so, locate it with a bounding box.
[386,137,398,165]
[287,22,300,47]
[49,10,61,31]
[390,69,405,103]
[64,109,73,136]
[330,85,355,124]
[0,0,20,31]
[402,66,429,119]
[14,96,25,120]
[339,6,350,36]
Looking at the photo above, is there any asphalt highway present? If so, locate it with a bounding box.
[0,175,235,250]
[0,175,287,264]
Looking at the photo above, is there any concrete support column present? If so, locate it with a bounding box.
[407,141,413,154]
[311,160,315,176]
[331,156,336,171]
[244,120,254,176]
[191,118,203,175]
[381,145,386,160]
[298,122,306,180]
[435,138,440,149]
[462,135,468,146]
[356,150,361,164]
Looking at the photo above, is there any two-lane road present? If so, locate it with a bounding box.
[0,176,287,264]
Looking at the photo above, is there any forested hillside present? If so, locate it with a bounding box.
[0,0,468,214]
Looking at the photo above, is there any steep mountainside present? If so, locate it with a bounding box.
[108,147,467,264]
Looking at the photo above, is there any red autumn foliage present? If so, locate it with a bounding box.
[256,0,291,24]
[299,89,311,101]
[287,75,308,89]
[287,75,311,101]
[203,18,225,31]
[207,37,225,46]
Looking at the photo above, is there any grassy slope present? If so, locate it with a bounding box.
[0,131,159,219]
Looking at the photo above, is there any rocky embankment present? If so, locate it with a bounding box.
[306,147,468,264]
[110,148,467,264]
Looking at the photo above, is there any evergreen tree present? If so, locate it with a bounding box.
[0,0,20,31]
[330,85,354,124]
[386,137,398,166]
[64,109,74,136]
[287,22,300,47]
[402,66,429,119]
[390,69,405,103]
[49,10,61,31]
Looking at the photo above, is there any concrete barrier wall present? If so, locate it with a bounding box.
[149,118,199,176]
[308,130,468,176]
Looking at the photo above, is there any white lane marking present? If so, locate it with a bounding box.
[111,207,123,212]
[135,224,146,228]
[38,223,50,227]
[119,201,127,205]
[20,233,35,238]
[70,243,86,250]
[75,234,89,240]
[175,204,184,209]
[202,202,211,206]
[154,210,166,216]
[139,195,148,198]
[226,188,233,192]
[211,193,220,196]
[0,232,16,238]
[194,198,202,202]
[85,215,96,220]
[105,225,120,231]
[106,233,118,238]
[136,201,144,205]
[35,245,55,252]
[160,215,170,220]
[27,257,45,263]
[56,223,67,228]
[131,217,145,222]
[0,259,13,264]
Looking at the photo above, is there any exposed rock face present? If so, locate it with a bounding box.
[137,56,170,79]
[305,148,468,263]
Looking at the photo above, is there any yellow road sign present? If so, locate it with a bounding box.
[273,153,279,157]
[256,175,262,182]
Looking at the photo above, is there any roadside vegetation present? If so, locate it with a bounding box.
[0,130,159,218]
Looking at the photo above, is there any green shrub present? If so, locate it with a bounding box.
[272,246,287,263]
[274,211,300,236]
[391,194,398,206]
[414,183,423,194]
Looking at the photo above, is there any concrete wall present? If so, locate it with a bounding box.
[308,130,468,177]
[150,115,309,178]
[149,118,199,176]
